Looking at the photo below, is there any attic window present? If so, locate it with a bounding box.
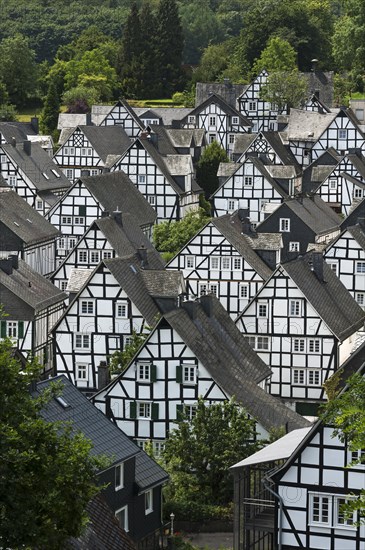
[13,221,19,227]
[51,169,60,178]
[26,219,33,224]
[42,172,49,180]
[56,396,70,409]
[130,264,137,273]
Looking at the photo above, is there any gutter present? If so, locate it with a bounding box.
[262,477,284,550]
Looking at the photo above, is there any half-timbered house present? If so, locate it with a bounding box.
[233,131,300,170]
[98,99,145,137]
[311,109,365,160]
[303,93,332,114]
[235,252,365,413]
[165,128,206,162]
[166,211,279,318]
[92,294,310,451]
[46,171,156,261]
[51,211,161,292]
[340,198,365,231]
[0,256,66,374]
[0,140,70,214]
[211,154,289,223]
[324,222,365,309]
[0,190,59,276]
[110,135,202,222]
[178,93,251,156]
[37,375,168,546]
[53,125,131,183]
[256,195,341,262]
[231,344,365,550]
[52,253,184,393]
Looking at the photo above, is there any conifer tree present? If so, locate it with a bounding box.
[119,2,142,98]
[138,1,158,99]
[40,78,61,135]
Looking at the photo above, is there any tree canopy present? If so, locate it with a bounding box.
[196,140,229,198]
[0,336,107,548]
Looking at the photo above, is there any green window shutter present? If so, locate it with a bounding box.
[79,205,86,216]
[18,321,24,339]
[176,364,182,383]
[151,403,159,420]
[176,404,184,421]
[151,364,157,382]
[1,321,6,338]
[130,401,137,419]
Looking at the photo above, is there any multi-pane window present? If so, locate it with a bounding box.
[308,339,320,353]
[293,369,305,385]
[90,250,100,263]
[244,176,253,186]
[74,216,85,225]
[76,363,88,380]
[199,282,218,297]
[309,494,356,528]
[258,303,268,317]
[115,463,124,490]
[7,321,18,338]
[138,175,146,183]
[354,188,364,198]
[308,369,321,385]
[228,199,236,211]
[36,199,43,210]
[103,250,112,259]
[209,283,218,296]
[279,218,290,232]
[209,133,216,143]
[327,261,338,275]
[199,283,208,296]
[256,336,270,350]
[239,284,249,298]
[338,129,347,140]
[115,506,128,531]
[80,300,94,315]
[210,257,220,270]
[116,301,128,318]
[137,362,151,382]
[293,369,321,386]
[138,402,151,418]
[65,169,74,179]
[228,134,235,144]
[185,404,197,421]
[232,116,239,125]
[350,449,365,464]
[188,115,196,123]
[356,293,365,307]
[356,261,365,273]
[221,257,231,270]
[183,364,196,384]
[329,179,337,190]
[148,195,156,205]
[293,338,305,352]
[289,300,301,316]
[209,116,216,126]
[289,242,300,252]
[90,169,99,176]
[336,498,355,526]
[78,250,88,263]
[311,495,330,524]
[8,176,16,187]
[75,333,90,350]
[60,281,68,291]
[248,102,257,111]
[186,256,195,269]
[233,257,242,270]
[145,489,153,514]
[61,216,72,225]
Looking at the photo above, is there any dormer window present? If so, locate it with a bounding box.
[188,115,196,124]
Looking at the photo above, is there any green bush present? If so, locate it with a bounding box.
[163,499,233,523]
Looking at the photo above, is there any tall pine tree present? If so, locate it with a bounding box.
[40,78,61,137]
[154,0,184,98]
[138,1,158,99]
[119,2,142,98]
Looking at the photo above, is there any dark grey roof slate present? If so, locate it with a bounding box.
[83,171,157,226]
[166,128,205,148]
[135,451,169,491]
[2,142,70,192]
[0,122,29,142]
[283,254,365,341]
[346,150,365,178]
[285,195,341,234]
[302,148,342,193]
[212,213,273,280]
[144,125,178,155]
[180,93,252,128]
[262,132,300,169]
[0,190,59,245]
[98,99,145,130]
[340,198,365,230]
[195,81,247,108]
[164,297,309,432]
[0,258,66,312]
[78,126,131,161]
[347,224,365,251]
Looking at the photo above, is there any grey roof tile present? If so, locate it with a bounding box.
[135,451,169,491]
[78,126,131,161]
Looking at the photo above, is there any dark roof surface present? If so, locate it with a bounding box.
[0,190,59,245]
[135,451,169,491]
[340,198,365,230]
[83,171,157,225]
[285,195,341,234]
[78,126,131,161]
[180,93,252,128]
[283,254,365,340]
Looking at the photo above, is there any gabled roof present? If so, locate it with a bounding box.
[82,171,157,226]
[303,93,332,113]
[212,213,273,280]
[102,99,145,129]
[166,128,206,148]
[74,126,131,161]
[163,296,309,432]
[0,258,66,312]
[340,198,365,230]
[2,141,70,192]
[179,93,252,128]
[302,148,341,194]
[144,125,178,155]
[0,122,30,143]
[283,254,365,341]
[337,224,365,252]
[0,190,59,245]
[286,108,337,142]
[346,149,365,178]
[134,107,193,127]
[195,81,247,108]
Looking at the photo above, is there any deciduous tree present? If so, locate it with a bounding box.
[196,140,229,198]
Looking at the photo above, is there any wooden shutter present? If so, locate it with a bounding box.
[151,364,157,382]
[176,404,184,421]
[18,321,24,339]
[1,321,6,338]
[176,364,182,383]
[151,403,159,420]
[130,401,137,419]
[79,205,86,216]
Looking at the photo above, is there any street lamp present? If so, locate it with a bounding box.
[170,512,175,536]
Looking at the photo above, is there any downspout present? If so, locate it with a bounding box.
[262,478,283,550]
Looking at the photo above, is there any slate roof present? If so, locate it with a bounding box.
[283,254,365,341]
[340,198,365,230]
[217,162,239,179]
[67,268,94,293]
[2,141,70,192]
[144,125,178,155]
[195,81,247,108]
[0,121,30,142]
[0,258,66,313]
[277,195,341,235]
[286,108,338,142]
[68,495,136,550]
[344,224,365,251]
[179,93,252,128]
[166,128,206,148]
[302,148,341,193]
[75,126,131,162]
[135,451,169,492]
[82,171,157,226]
[98,99,145,130]
[134,107,193,127]
[233,133,256,156]
[164,296,310,433]
[0,190,59,246]
[212,213,273,280]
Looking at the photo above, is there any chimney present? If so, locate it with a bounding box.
[30,117,39,134]
[101,210,109,218]
[137,245,148,268]
[85,112,92,126]
[10,137,16,146]
[181,300,199,320]
[237,208,249,221]
[112,209,122,226]
[199,294,214,317]
[311,59,318,72]
[140,130,149,140]
[98,361,110,390]
[103,167,110,173]
[310,252,324,282]
[23,140,32,156]
[0,257,13,275]
[9,254,18,270]
[224,78,232,89]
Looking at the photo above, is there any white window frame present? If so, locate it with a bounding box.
[74,216,85,225]
[80,299,94,315]
[329,178,337,190]
[256,336,270,350]
[209,116,216,126]
[221,257,231,270]
[102,250,112,259]
[356,292,365,307]
[148,195,156,206]
[186,255,195,269]
[8,175,16,188]
[233,257,242,270]
[248,102,257,111]
[115,462,124,490]
[116,301,128,319]
[78,250,88,264]
[239,283,249,299]
[89,250,100,264]
[137,402,151,419]
[289,242,300,252]
[308,338,321,354]
[137,361,151,382]
[75,333,90,350]
[289,299,301,317]
[244,176,253,186]
[292,338,305,353]
[354,187,364,198]
[228,133,235,144]
[184,404,197,421]
[6,321,18,338]
[76,363,88,381]
[65,168,74,179]
[327,261,338,275]
[138,174,146,184]
[338,129,347,140]
[356,261,365,273]
[293,369,305,385]
[61,216,72,225]
[145,489,153,515]
[258,302,268,318]
[227,199,237,212]
[188,115,196,124]
[182,364,197,384]
[36,199,43,211]
[279,218,290,232]
[309,494,331,526]
[115,505,128,531]
[210,257,220,270]
[232,116,239,125]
